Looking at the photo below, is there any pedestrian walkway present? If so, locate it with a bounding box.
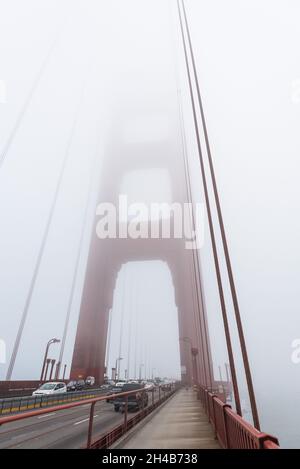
[116,388,220,449]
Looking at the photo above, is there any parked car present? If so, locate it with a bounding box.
[66,380,85,392]
[113,383,148,412]
[32,382,67,396]
[85,376,95,386]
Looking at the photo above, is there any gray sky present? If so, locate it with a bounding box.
[0,0,300,447]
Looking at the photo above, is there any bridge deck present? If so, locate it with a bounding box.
[116,388,220,449]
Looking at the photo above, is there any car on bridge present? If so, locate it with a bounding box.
[105,384,124,403]
[113,383,148,413]
[66,380,85,392]
[85,376,95,386]
[32,382,67,396]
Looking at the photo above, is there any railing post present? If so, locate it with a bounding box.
[124,396,128,431]
[205,390,209,420]
[222,404,230,448]
[152,389,154,406]
[211,395,217,433]
[87,402,96,449]
[158,386,161,402]
[142,391,146,411]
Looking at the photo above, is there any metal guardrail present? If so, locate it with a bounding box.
[198,386,280,449]
[0,385,176,449]
[0,388,107,415]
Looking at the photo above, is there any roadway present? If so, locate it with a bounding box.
[0,389,159,449]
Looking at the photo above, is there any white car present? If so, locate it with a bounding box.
[32,382,67,396]
[115,381,126,387]
[85,376,95,386]
[145,383,155,390]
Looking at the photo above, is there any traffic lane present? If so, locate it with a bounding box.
[0,401,110,448]
[0,388,162,449]
[46,390,161,449]
[0,388,157,436]
[44,407,124,449]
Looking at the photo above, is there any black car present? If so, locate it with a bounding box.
[67,380,85,392]
[113,383,148,412]
[106,385,123,403]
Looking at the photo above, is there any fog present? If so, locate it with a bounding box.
[0,0,300,448]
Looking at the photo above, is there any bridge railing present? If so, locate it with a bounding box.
[198,386,280,449]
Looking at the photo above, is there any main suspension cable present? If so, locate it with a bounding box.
[181,0,260,429]
[176,0,242,416]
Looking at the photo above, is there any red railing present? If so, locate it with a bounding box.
[0,384,280,449]
[198,386,280,449]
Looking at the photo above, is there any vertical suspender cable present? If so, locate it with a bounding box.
[127,277,134,379]
[176,0,242,416]
[178,88,211,389]
[105,308,112,380]
[118,266,126,378]
[169,0,211,390]
[5,71,89,381]
[134,277,139,380]
[180,98,213,391]
[181,0,260,429]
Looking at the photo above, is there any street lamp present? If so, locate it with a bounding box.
[40,338,60,382]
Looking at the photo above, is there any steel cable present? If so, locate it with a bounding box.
[181,0,260,429]
[176,0,242,416]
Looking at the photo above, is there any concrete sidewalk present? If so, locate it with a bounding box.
[116,388,220,449]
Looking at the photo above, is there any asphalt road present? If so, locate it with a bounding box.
[0,389,160,449]
[0,400,124,449]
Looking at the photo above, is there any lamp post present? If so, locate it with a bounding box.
[40,338,60,382]
[62,364,67,380]
[44,358,51,381]
[49,359,56,381]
